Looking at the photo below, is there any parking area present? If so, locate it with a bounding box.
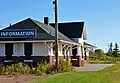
[74,64,114,71]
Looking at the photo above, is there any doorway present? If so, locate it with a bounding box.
[5,43,13,59]
[24,43,33,59]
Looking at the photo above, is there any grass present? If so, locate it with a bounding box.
[33,64,120,83]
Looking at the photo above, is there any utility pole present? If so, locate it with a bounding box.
[53,0,58,69]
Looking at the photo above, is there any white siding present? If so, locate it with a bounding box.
[70,38,84,45]
[58,43,63,56]
[13,43,24,56]
[86,51,89,56]
[33,43,48,56]
[0,44,5,56]
[47,43,53,56]
[78,38,84,45]
[77,45,82,56]
[69,47,73,56]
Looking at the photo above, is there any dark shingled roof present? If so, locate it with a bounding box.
[30,19,76,43]
[0,18,76,43]
[50,22,84,38]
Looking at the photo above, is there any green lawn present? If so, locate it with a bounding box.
[34,64,120,83]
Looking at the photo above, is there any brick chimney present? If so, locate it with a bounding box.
[44,17,49,25]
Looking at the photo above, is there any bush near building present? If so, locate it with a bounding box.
[0,60,72,76]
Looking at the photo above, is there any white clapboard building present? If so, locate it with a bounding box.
[0,17,96,67]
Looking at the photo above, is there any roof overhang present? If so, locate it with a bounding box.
[0,40,54,43]
[84,42,97,48]
[60,40,80,45]
[0,40,80,45]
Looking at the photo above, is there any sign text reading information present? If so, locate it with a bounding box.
[0,29,36,38]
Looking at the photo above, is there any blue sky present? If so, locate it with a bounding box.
[0,0,120,52]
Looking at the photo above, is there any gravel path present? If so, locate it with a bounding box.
[74,64,114,71]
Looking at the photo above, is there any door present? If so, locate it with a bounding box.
[5,43,13,60]
[24,43,33,59]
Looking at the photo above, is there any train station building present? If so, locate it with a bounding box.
[0,17,96,67]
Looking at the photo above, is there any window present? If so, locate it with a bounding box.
[24,43,33,57]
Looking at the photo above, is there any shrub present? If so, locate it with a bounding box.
[0,65,5,75]
[15,62,24,74]
[0,61,73,76]
[5,64,15,75]
[15,62,30,75]
[23,64,30,74]
[36,61,48,75]
[58,60,72,73]
[30,67,36,74]
[36,64,42,75]
[45,64,56,74]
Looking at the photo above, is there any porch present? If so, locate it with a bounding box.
[0,40,90,67]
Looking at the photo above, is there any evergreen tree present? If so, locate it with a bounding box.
[112,43,120,57]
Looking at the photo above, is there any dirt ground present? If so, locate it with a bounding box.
[0,74,48,83]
